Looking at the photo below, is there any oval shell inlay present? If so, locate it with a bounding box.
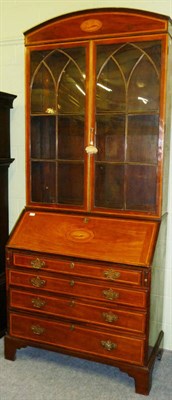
[67,229,94,242]
[80,19,102,32]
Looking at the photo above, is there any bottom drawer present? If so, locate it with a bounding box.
[10,313,145,365]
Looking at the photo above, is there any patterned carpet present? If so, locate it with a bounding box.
[0,339,171,400]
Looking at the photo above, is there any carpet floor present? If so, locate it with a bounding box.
[0,339,171,400]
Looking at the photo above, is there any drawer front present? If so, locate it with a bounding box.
[12,253,142,286]
[9,270,147,308]
[10,312,145,365]
[10,289,146,334]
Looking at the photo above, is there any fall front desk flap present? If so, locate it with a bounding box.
[7,210,160,267]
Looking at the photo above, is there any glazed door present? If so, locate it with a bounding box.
[29,44,87,208]
[28,37,164,216]
[93,39,162,215]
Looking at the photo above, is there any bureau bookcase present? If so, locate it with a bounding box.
[4,9,172,395]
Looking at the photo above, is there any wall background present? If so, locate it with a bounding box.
[0,0,172,350]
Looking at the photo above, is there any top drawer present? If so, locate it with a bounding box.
[11,252,143,286]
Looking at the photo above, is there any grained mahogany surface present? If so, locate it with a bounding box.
[7,210,159,267]
[24,8,170,45]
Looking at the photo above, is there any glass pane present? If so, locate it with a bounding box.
[45,51,71,84]
[96,115,125,162]
[96,58,125,112]
[31,116,56,159]
[31,64,56,114]
[126,165,157,211]
[58,115,84,160]
[96,43,121,72]
[58,163,84,205]
[31,47,86,115]
[127,115,159,163]
[31,162,56,203]
[58,64,85,114]
[95,164,124,209]
[135,41,161,72]
[31,51,50,77]
[57,47,85,113]
[114,43,143,81]
[128,56,160,112]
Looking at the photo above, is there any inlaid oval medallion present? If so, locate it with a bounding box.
[80,19,102,32]
[67,229,94,242]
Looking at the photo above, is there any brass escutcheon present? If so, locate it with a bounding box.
[69,300,75,307]
[69,280,75,287]
[70,262,75,269]
[31,258,45,269]
[32,297,46,309]
[102,311,118,323]
[31,325,45,335]
[104,269,121,280]
[102,288,119,301]
[101,340,117,351]
[30,276,46,288]
[70,324,75,331]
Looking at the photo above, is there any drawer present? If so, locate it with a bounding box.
[10,289,146,334]
[10,312,145,365]
[12,252,143,286]
[8,270,147,308]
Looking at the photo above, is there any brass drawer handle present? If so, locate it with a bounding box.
[32,297,46,309]
[101,340,117,351]
[31,324,45,335]
[102,288,119,301]
[102,311,118,323]
[31,258,45,269]
[104,269,120,280]
[70,262,75,269]
[69,280,75,287]
[30,276,46,288]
